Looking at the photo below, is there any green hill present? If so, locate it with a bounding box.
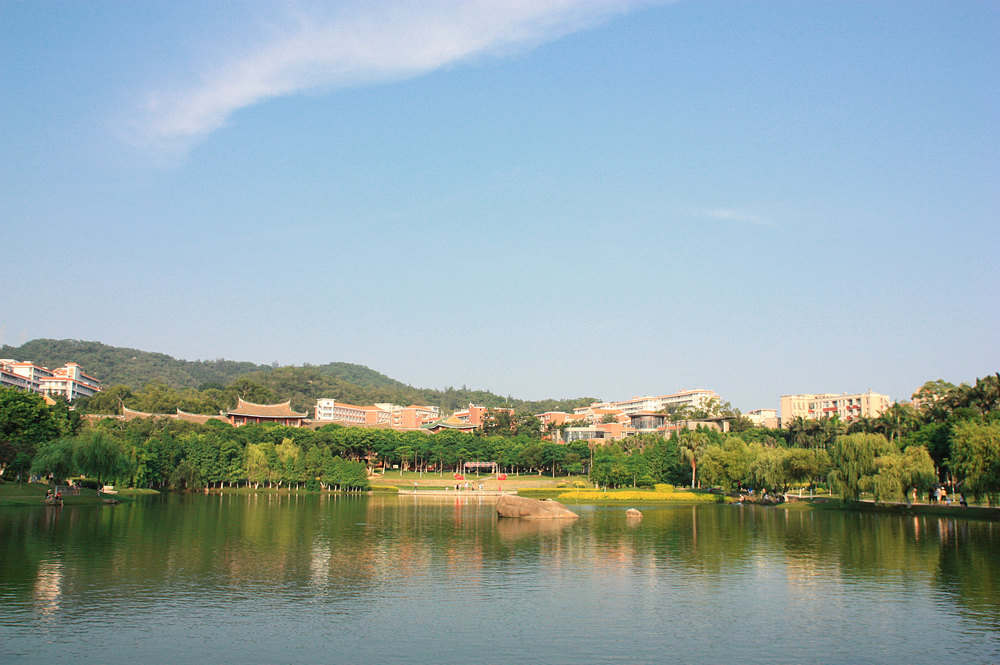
[1,339,264,389]
[1,339,596,416]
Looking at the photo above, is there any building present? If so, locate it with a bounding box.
[0,359,101,400]
[376,403,440,429]
[314,399,390,426]
[745,408,779,428]
[575,389,720,418]
[225,399,308,427]
[627,412,730,435]
[535,411,589,428]
[451,404,514,428]
[423,415,477,434]
[563,426,608,443]
[780,391,891,426]
[313,399,439,429]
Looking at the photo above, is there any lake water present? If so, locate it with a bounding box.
[1,493,998,664]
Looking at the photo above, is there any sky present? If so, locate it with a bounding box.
[2,1,998,411]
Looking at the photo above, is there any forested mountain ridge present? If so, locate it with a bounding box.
[1,339,596,415]
[1,339,265,389]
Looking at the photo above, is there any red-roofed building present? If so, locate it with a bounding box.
[225,398,308,427]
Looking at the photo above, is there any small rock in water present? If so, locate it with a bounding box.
[625,508,642,519]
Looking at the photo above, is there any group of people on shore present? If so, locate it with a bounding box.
[413,481,487,492]
[926,485,968,507]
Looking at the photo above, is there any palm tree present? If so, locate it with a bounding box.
[678,430,709,489]
[819,415,846,448]
[877,402,917,447]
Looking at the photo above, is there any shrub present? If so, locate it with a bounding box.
[654,484,675,493]
[76,477,101,490]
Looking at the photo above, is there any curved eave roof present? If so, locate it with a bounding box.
[226,398,308,418]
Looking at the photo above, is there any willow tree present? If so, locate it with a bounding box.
[950,420,1000,505]
[829,432,935,503]
[870,445,936,503]
[828,433,894,501]
[31,431,133,486]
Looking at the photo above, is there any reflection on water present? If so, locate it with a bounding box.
[1,495,998,664]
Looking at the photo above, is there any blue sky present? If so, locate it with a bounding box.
[2,1,997,411]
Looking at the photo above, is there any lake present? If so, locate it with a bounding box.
[1,493,998,664]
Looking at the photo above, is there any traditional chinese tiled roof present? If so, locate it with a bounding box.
[422,416,477,431]
[122,406,161,420]
[176,409,227,424]
[226,398,307,419]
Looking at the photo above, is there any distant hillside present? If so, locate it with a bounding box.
[1,339,596,415]
[1,339,265,389]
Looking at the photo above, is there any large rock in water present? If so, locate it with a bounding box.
[496,494,579,520]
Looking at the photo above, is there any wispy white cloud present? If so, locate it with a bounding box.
[126,0,660,152]
[693,208,778,230]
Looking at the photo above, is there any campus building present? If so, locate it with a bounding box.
[313,399,440,429]
[451,403,514,428]
[780,390,891,425]
[575,389,720,418]
[0,359,101,400]
[745,408,779,428]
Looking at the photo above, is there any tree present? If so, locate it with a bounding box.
[78,384,133,415]
[0,387,64,479]
[677,430,709,488]
[826,433,931,503]
[950,421,1000,505]
[72,431,134,484]
[701,436,754,491]
[30,431,133,485]
[590,444,630,488]
[877,403,918,448]
[244,443,269,488]
[828,433,895,501]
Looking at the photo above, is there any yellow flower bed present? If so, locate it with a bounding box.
[557,489,725,503]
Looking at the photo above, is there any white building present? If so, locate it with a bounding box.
[745,408,779,428]
[576,389,720,417]
[314,399,439,429]
[0,360,101,400]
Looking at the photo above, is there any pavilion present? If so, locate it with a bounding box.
[224,398,308,427]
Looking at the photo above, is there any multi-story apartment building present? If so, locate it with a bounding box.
[451,404,514,428]
[780,390,891,425]
[314,399,439,429]
[745,408,779,428]
[575,389,720,417]
[0,359,101,400]
[375,403,440,429]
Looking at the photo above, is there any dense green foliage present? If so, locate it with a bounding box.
[0,389,79,480]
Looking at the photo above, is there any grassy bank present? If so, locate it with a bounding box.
[784,497,1000,520]
[0,482,136,507]
[518,486,729,504]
